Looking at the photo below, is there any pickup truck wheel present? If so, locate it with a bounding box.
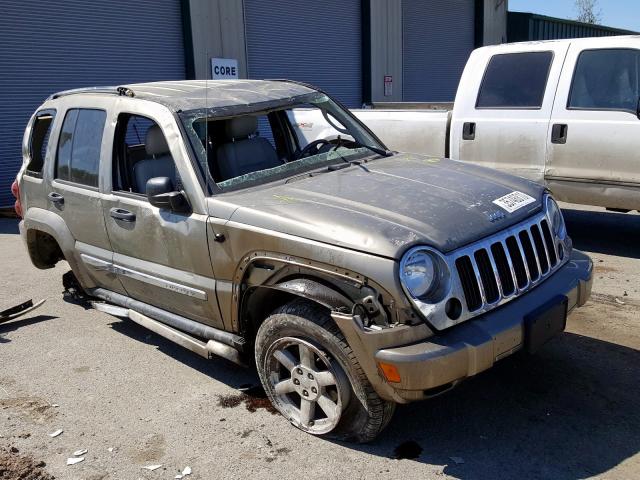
[255,299,395,442]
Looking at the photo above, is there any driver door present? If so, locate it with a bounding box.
[101,99,224,329]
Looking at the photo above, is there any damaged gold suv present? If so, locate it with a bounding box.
[14,80,592,442]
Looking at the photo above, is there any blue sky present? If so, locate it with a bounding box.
[509,0,639,32]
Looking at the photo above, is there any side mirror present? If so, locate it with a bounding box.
[146,177,190,213]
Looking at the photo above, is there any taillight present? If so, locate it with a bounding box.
[11,179,22,218]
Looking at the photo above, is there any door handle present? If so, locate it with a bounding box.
[551,123,568,144]
[47,192,64,205]
[462,122,476,140]
[110,207,136,223]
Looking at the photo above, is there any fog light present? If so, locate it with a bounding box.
[378,362,401,383]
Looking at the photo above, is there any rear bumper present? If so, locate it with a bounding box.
[375,249,592,402]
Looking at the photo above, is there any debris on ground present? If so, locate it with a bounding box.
[142,464,163,471]
[175,465,192,478]
[0,446,54,480]
[48,429,63,438]
[66,456,84,465]
[72,449,87,456]
[614,297,626,305]
[0,299,46,324]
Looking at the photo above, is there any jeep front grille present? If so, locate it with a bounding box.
[454,217,561,312]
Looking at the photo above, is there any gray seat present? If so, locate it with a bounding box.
[215,116,281,180]
[133,125,176,194]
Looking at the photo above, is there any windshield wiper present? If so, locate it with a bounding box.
[351,141,393,158]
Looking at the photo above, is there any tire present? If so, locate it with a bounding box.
[254,299,395,443]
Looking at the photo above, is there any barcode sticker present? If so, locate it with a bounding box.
[492,191,536,213]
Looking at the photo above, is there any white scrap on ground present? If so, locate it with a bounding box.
[48,429,63,438]
[73,449,88,456]
[66,457,85,465]
[142,464,163,471]
[175,466,192,478]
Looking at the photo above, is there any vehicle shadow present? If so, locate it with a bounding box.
[343,331,640,479]
[563,208,640,259]
[0,218,19,235]
[0,315,58,343]
[108,317,257,389]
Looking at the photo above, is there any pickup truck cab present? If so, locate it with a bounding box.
[296,36,640,212]
[13,80,592,442]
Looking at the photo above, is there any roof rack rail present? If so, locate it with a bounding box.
[48,86,135,100]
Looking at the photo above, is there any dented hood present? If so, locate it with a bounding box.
[214,154,546,259]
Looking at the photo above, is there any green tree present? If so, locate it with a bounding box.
[575,0,602,24]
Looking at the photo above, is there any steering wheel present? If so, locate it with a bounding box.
[298,138,331,158]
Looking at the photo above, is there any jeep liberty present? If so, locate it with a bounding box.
[13,80,593,442]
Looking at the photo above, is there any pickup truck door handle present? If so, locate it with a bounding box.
[110,207,136,223]
[551,123,568,144]
[47,192,64,205]
[462,122,476,140]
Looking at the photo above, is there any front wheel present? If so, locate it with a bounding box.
[254,300,395,442]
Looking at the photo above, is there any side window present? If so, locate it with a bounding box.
[26,110,56,177]
[476,51,554,109]
[55,108,106,187]
[112,114,179,195]
[568,49,640,113]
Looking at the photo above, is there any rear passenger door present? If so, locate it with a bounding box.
[451,44,569,183]
[101,101,223,329]
[546,46,640,198]
[48,105,125,293]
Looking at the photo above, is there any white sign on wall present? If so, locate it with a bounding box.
[211,58,239,79]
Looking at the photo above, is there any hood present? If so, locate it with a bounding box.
[213,153,546,259]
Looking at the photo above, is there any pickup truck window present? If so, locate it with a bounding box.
[56,108,106,188]
[568,48,640,114]
[476,51,553,109]
[26,110,56,177]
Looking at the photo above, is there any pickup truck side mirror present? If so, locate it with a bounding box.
[146,177,190,213]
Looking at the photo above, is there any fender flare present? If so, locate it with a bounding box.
[22,207,94,287]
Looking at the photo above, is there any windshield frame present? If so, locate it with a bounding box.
[177,89,390,195]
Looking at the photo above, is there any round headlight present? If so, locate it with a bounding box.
[546,196,566,238]
[401,250,437,298]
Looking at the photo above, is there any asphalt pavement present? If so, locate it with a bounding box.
[1,204,638,480]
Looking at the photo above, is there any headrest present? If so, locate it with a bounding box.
[225,116,258,140]
[145,125,170,156]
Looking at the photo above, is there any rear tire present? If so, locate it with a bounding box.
[254,299,395,443]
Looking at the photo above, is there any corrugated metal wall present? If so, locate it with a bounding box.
[508,12,637,42]
[244,0,363,107]
[0,0,185,208]
[402,0,475,102]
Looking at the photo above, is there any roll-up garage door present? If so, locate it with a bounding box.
[0,0,185,208]
[402,0,475,102]
[244,0,362,108]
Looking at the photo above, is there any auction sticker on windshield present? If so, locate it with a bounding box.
[493,191,536,213]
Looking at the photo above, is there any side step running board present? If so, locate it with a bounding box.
[89,289,246,366]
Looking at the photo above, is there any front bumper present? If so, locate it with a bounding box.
[332,249,592,403]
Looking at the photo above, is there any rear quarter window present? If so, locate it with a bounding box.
[55,108,106,188]
[476,51,554,109]
[26,110,56,177]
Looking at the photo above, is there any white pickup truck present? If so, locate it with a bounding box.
[292,36,640,212]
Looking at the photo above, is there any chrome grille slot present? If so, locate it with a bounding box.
[530,224,549,274]
[474,249,500,304]
[518,230,540,281]
[540,219,558,266]
[491,242,515,296]
[506,236,528,288]
[456,256,482,311]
